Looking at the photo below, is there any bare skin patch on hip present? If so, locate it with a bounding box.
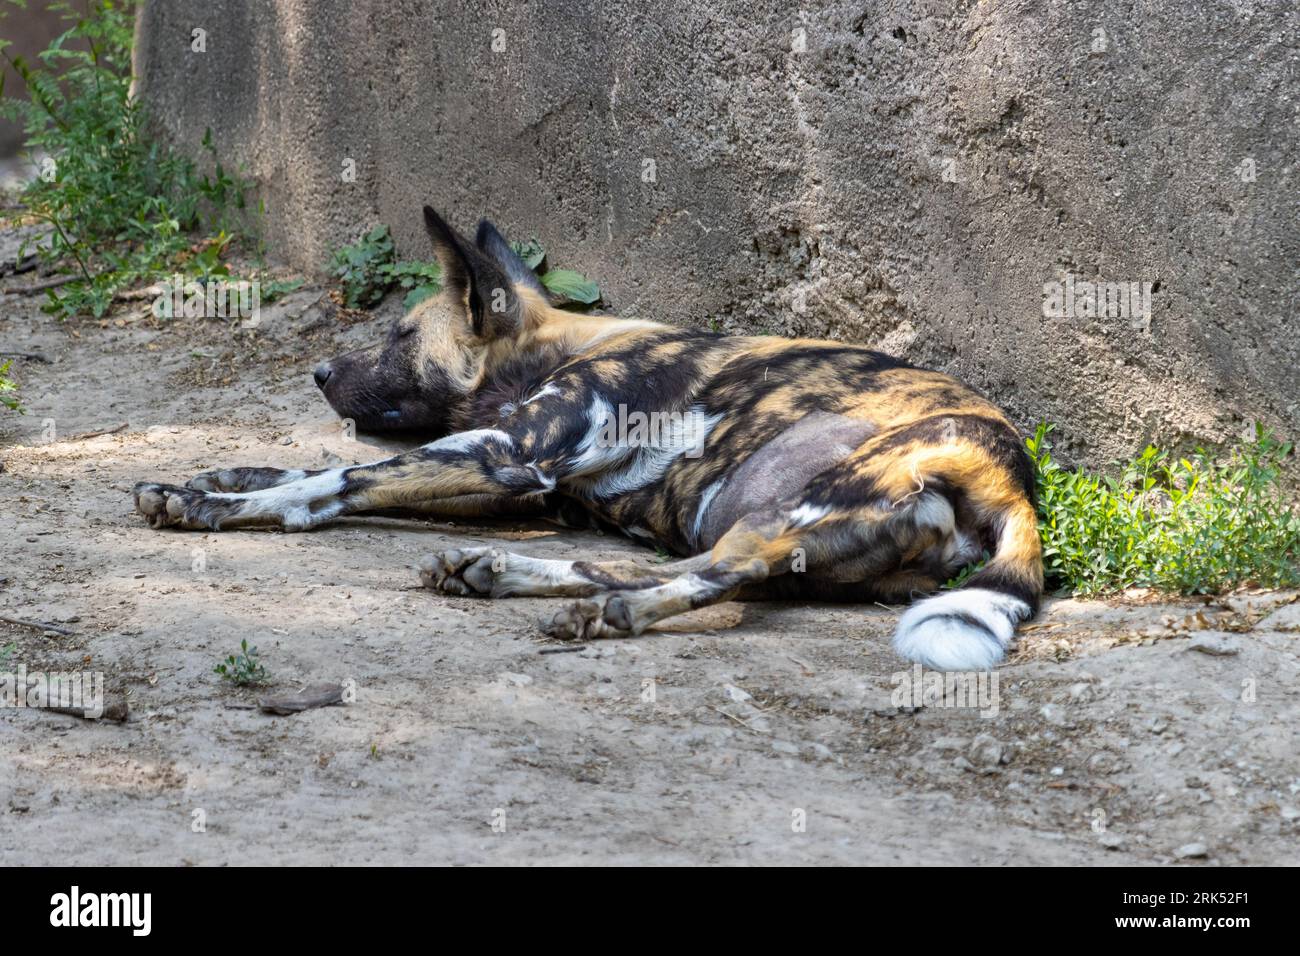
[695,412,876,548]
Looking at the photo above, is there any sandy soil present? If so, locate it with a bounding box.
[2,247,1298,865]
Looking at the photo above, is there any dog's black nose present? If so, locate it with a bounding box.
[313,363,333,389]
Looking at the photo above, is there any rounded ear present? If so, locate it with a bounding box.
[422,206,522,340]
[475,220,547,296]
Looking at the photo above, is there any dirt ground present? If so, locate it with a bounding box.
[2,245,1298,866]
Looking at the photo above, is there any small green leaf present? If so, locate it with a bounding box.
[261,278,306,302]
[540,268,600,304]
[510,237,546,270]
[403,284,438,310]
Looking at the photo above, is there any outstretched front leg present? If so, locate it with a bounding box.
[185,467,316,493]
[133,429,552,531]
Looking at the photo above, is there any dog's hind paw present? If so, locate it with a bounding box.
[541,594,634,641]
[132,481,212,530]
[418,548,501,596]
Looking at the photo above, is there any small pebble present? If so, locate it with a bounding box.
[1174,841,1209,860]
[1099,832,1126,850]
[722,683,752,703]
[1087,752,1121,774]
[969,733,1006,768]
[1188,634,1240,656]
[1038,703,1067,725]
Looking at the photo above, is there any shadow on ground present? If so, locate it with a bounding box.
[1,265,1297,864]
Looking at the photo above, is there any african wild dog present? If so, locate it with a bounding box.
[133,207,1043,671]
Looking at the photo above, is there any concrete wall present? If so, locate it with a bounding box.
[134,0,1299,468]
[0,2,84,155]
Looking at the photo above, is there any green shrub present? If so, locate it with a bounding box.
[327,225,396,308]
[214,638,268,687]
[326,225,443,310]
[510,237,601,305]
[1027,423,1300,596]
[0,0,256,318]
[324,228,607,311]
[539,268,599,304]
[385,260,442,309]
[0,359,19,412]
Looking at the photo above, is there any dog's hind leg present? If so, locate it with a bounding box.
[420,548,710,598]
[541,502,890,640]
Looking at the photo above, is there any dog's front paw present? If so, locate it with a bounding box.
[541,594,634,641]
[186,466,300,493]
[132,482,215,530]
[418,547,501,596]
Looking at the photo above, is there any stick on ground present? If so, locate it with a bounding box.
[0,350,51,363]
[2,275,77,295]
[0,615,74,636]
[59,422,128,442]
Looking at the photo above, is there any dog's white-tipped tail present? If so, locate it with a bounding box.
[893,490,1043,671]
[892,587,1032,671]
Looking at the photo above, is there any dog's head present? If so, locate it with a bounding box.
[313,206,546,434]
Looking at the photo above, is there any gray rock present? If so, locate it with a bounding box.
[722,683,752,703]
[1086,751,1122,775]
[1038,703,1068,726]
[1188,634,1241,656]
[1098,832,1126,850]
[969,733,1006,768]
[1174,841,1209,860]
[1067,682,1095,703]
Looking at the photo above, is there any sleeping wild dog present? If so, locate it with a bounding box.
[133,207,1044,671]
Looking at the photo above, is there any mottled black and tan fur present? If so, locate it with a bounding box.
[133,207,1043,670]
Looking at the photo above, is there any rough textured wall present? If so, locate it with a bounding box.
[135,0,1299,467]
[1,4,82,155]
